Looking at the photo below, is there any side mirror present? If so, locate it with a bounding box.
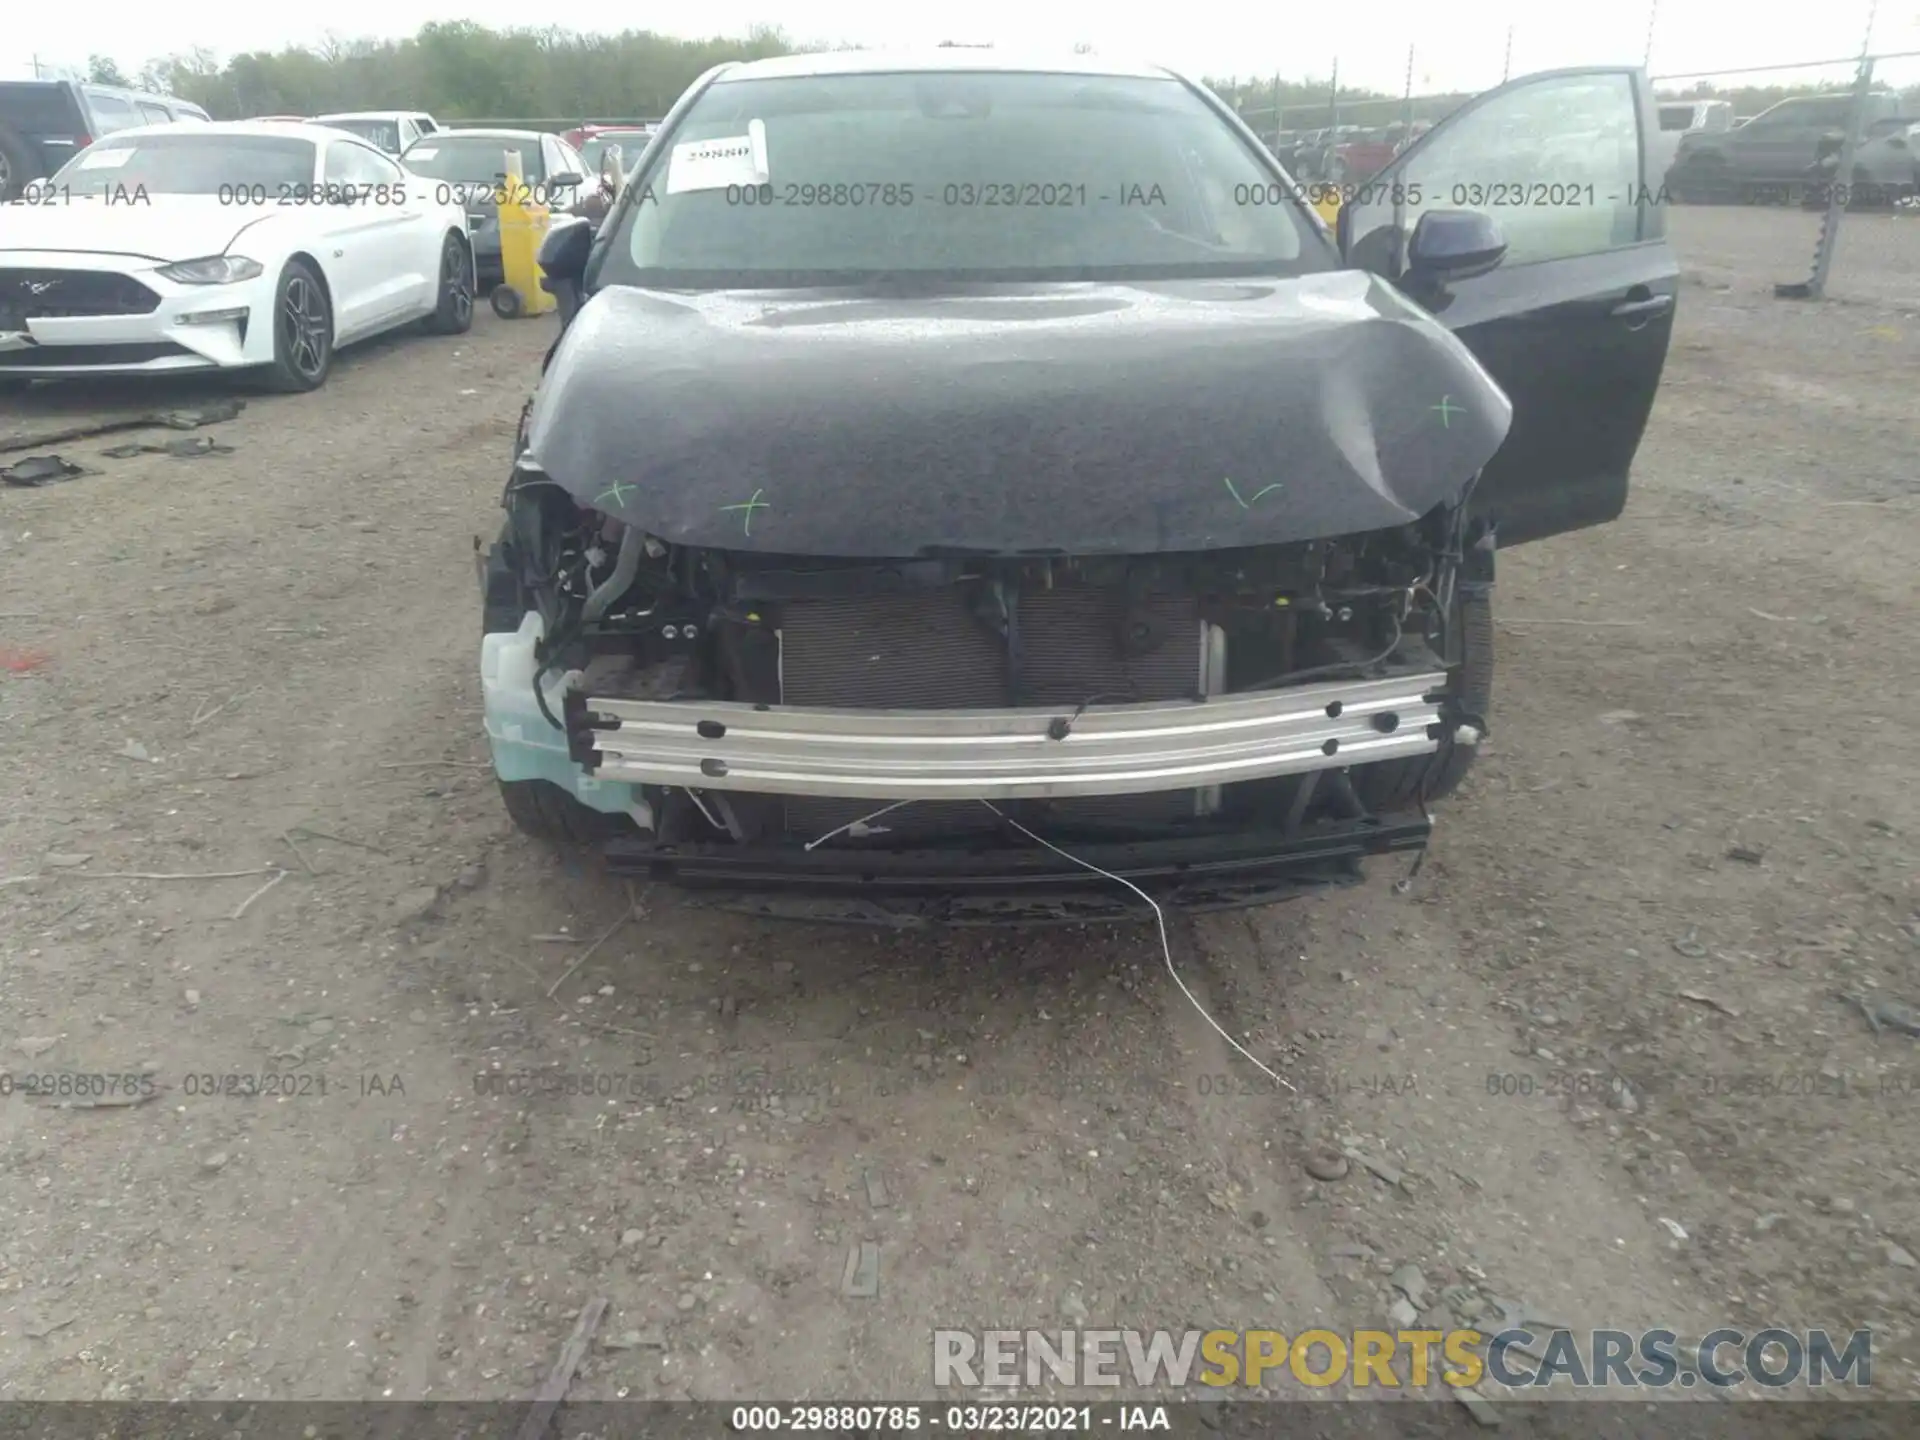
[548,171,584,190]
[537,215,594,327]
[1405,209,1506,285]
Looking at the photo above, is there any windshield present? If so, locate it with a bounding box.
[401,135,546,183]
[1658,105,1695,132]
[601,71,1321,287]
[48,133,316,192]
[322,117,402,153]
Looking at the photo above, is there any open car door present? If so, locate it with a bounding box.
[1337,67,1676,546]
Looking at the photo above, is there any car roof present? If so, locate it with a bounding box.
[711,48,1177,84]
[77,79,194,104]
[93,120,361,143]
[418,128,549,142]
[316,110,429,120]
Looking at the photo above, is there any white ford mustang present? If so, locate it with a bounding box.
[0,121,475,391]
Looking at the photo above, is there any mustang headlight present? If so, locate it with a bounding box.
[157,256,265,286]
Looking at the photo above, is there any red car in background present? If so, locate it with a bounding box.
[1331,120,1432,180]
[561,122,659,151]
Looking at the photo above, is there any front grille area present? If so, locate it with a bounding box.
[777,584,1205,839]
[0,268,163,319]
[0,341,197,369]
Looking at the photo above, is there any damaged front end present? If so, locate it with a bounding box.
[480,455,1494,926]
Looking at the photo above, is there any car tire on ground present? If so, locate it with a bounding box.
[481,527,638,844]
[497,778,635,843]
[1350,591,1493,813]
[263,259,334,392]
[0,124,41,204]
[422,232,475,335]
[491,285,523,319]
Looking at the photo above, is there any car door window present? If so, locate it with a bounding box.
[86,92,140,134]
[1347,71,1642,271]
[137,102,172,126]
[325,141,406,194]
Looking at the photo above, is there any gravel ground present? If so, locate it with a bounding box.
[0,204,1916,1420]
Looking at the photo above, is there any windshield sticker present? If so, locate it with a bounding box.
[407,147,438,160]
[666,119,769,195]
[77,149,134,170]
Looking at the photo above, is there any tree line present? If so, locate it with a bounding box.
[71,25,1920,128]
[81,24,1409,123]
[92,23,799,122]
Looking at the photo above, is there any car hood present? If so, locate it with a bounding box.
[523,270,1514,557]
[0,197,263,263]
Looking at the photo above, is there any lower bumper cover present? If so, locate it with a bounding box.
[604,813,1431,927]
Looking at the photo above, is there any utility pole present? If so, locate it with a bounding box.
[1502,26,1514,84]
[31,54,44,78]
[1643,1,1658,69]
[1402,45,1415,134]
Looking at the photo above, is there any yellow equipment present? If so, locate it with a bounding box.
[490,149,555,320]
[1312,187,1343,230]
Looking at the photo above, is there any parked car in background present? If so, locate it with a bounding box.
[1333,122,1427,181]
[573,126,656,179]
[248,115,309,123]
[1667,90,1904,200]
[562,122,661,153]
[488,52,1676,925]
[398,128,590,289]
[1802,116,1920,208]
[0,79,210,201]
[1649,99,1733,186]
[314,111,440,156]
[1299,124,1364,179]
[0,122,474,391]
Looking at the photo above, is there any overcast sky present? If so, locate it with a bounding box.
[6,1,1916,94]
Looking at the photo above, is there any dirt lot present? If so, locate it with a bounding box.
[1,204,1916,1420]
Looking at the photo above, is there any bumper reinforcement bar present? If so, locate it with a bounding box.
[570,670,1447,802]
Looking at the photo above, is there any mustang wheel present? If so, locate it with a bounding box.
[423,233,475,335]
[265,260,334,392]
[1351,590,1493,812]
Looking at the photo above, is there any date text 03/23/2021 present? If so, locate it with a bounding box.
[726,1404,1170,1431]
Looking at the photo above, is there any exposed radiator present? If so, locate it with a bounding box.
[776,584,1207,839]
